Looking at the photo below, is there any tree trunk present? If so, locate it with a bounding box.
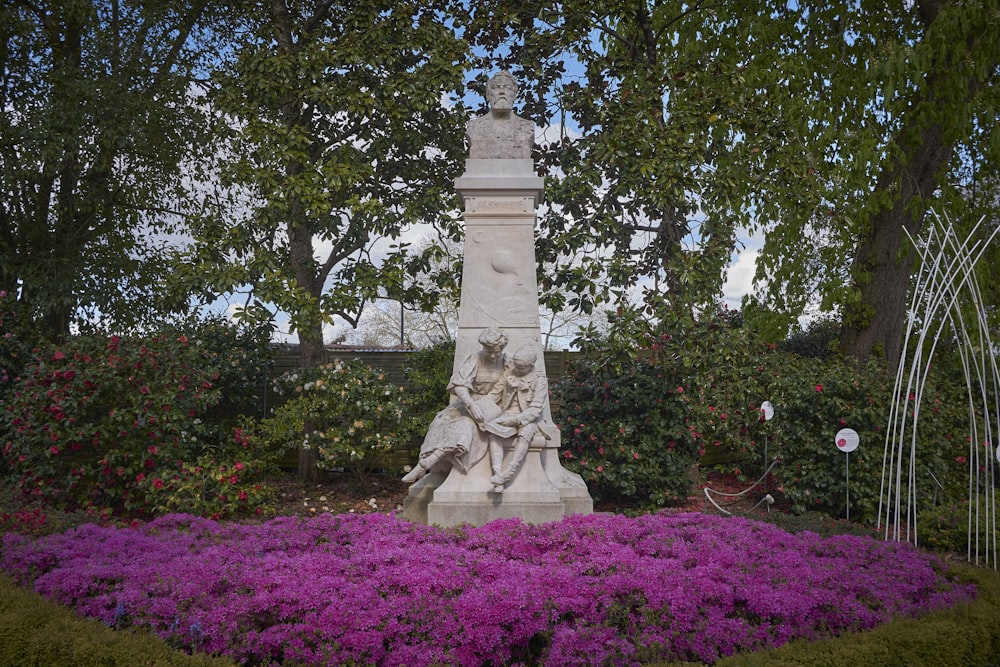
[838,106,952,368]
[839,0,994,369]
[296,323,325,484]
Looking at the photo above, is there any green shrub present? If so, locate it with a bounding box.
[779,315,842,359]
[919,495,1000,556]
[0,573,237,666]
[752,358,971,524]
[1,333,275,519]
[158,314,275,423]
[554,358,699,506]
[255,359,414,492]
[654,311,789,472]
[0,291,46,479]
[403,340,456,432]
[566,307,976,524]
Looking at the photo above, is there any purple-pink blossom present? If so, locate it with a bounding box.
[1,512,975,666]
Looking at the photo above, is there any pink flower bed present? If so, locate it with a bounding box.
[1,512,974,665]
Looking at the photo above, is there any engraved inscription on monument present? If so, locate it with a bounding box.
[464,196,534,215]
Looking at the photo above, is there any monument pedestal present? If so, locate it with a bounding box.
[403,430,591,526]
[403,73,592,528]
[425,442,565,526]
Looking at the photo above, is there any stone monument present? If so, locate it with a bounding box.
[401,72,593,527]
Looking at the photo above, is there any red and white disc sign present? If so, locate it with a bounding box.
[835,428,859,453]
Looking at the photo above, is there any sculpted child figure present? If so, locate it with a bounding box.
[485,344,548,493]
[401,328,509,484]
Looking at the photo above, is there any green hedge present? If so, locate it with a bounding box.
[0,573,236,667]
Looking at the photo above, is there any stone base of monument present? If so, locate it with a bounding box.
[399,471,449,524]
[403,435,591,527]
[541,446,594,517]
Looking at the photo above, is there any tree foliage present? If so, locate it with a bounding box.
[467,1,756,322]
[466,0,999,364]
[0,0,228,336]
[170,0,470,369]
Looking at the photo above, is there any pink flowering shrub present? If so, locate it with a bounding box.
[1,333,274,519]
[0,512,974,666]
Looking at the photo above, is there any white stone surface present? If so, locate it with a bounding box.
[401,72,592,528]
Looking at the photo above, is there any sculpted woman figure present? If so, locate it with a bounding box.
[401,328,509,483]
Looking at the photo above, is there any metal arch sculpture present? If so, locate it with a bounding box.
[879,211,999,567]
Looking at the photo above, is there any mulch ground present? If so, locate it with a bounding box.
[265,468,775,519]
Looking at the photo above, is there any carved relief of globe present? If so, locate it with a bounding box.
[490,250,518,276]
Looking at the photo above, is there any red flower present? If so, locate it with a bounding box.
[153,478,164,490]
[52,350,65,361]
[137,473,146,483]
[815,384,823,392]
[956,456,967,464]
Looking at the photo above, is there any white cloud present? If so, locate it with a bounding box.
[722,247,759,310]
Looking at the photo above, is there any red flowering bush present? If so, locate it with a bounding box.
[560,308,973,521]
[758,358,971,522]
[553,359,698,506]
[1,333,274,518]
